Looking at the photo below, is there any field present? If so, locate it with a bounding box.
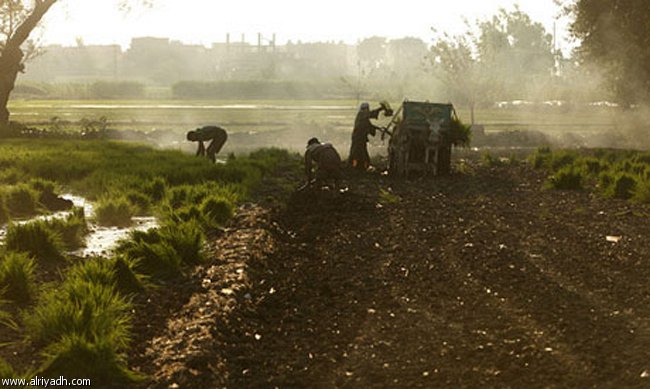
[6,99,629,153]
[0,139,299,385]
[2,97,650,386]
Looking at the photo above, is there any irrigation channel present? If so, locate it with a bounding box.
[0,194,158,257]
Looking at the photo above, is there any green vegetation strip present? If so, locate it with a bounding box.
[530,147,650,203]
[0,139,301,384]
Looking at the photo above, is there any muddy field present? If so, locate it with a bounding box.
[128,156,650,387]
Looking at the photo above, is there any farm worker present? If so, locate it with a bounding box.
[304,137,342,189]
[186,126,228,163]
[348,102,388,170]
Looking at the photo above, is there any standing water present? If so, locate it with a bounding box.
[0,194,158,257]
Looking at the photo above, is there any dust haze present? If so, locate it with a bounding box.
[14,7,650,154]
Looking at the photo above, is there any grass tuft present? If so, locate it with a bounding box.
[0,252,37,304]
[94,196,135,227]
[5,221,65,263]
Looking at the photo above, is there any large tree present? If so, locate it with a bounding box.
[567,0,650,106]
[429,7,555,122]
[0,0,148,126]
[0,0,56,125]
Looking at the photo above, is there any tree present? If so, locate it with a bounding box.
[566,0,650,106]
[429,7,555,122]
[0,0,150,126]
[0,0,56,126]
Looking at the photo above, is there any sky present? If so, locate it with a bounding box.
[39,0,574,53]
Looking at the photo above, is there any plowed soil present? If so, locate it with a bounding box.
[133,159,650,388]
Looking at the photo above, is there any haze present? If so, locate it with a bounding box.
[42,0,571,51]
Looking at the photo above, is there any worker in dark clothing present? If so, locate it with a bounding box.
[186,126,228,163]
[349,102,388,170]
[304,137,342,190]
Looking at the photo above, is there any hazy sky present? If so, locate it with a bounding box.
[40,0,573,51]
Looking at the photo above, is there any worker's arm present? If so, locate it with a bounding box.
[368,107,383,119]
[196,141,205,156]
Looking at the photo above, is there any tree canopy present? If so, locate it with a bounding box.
[567,0,650,106]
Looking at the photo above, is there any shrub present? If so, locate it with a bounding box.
[41,334,141,385]
[546,166,583,190]
[0,252,36,304]
[200,196,235,227]
[94,197,135,227]
[4,184,38,217]
[633,178,650,204]
[5,221,65,262]
[125,191,151,215]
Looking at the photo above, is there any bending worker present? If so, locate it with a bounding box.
[186,125,228,163]
[304,137,342,189]
[349,102,389,170]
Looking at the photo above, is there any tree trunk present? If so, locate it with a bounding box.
[0,0,57,127]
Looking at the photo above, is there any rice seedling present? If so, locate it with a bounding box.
[0,252,37,304]
[5,221,65,263]
[94,197,135,227]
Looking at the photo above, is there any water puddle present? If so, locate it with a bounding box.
[0,194,158,258]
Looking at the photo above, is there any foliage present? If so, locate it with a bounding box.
[24,276,132,349]
[94,196,135,227]
[567,0,650,105]
[200,196,235,227]
[0,252,36,304]
[40,334,141,385]
[448,116,471,147]
[5,221,64,262]
[546,166,584,190]
[42,207,88,250]
[4,184,39,217]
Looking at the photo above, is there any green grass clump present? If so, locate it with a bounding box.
[125,191,151,215]
[529,146,552,169]
[632,178,650,203]
[143,177,167,203]
[0,252,36,304]
[115,220,206,280]
[605,173,637,200]
[159,221,205,266]
[115,229,180,280]
[5,221,65,262]
[200,196,235,227]
[24,277,131,349]
[94,197,135,227]
[4,184,39,217]
[44,207,88,250]
[40,334,141,385]
[546,166,583,190]
[0,199,8,224]
[111,256,146,295]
